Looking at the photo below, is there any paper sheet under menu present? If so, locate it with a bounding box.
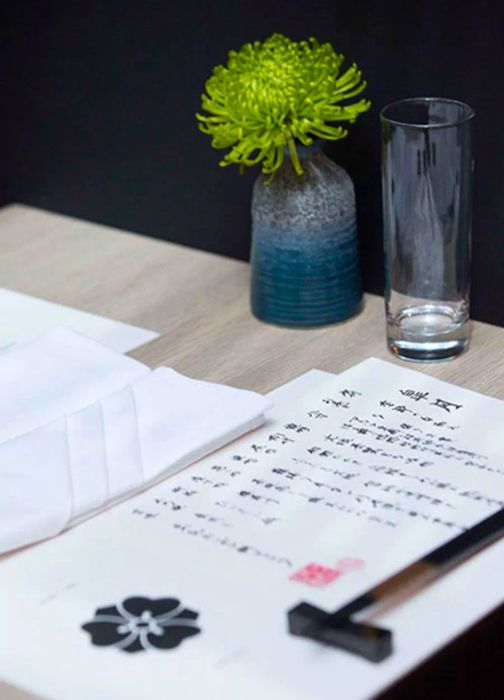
[0,288,159,353]
[0,358,503,700]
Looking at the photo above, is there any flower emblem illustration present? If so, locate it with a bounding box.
[82,596,201,653]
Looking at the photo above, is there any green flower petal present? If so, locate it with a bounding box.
[196,33,371,176]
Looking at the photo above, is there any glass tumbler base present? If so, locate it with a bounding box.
[387,337,469,362]
[386,304,470,362]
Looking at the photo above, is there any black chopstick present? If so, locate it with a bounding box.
[288,508,504,662]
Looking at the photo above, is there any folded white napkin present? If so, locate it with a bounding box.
[0,329,270,554]
[0,328,149,443]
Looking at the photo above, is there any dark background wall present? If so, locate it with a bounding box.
[1,0,503,325]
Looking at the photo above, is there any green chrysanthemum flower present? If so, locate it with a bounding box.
[196,33,371,176]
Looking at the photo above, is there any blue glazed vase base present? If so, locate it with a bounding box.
[250,222,363,329]
[251,297,364,329]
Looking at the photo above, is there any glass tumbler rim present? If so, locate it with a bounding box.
[380,97,475,130]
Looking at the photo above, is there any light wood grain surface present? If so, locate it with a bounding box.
[0,203,503,700]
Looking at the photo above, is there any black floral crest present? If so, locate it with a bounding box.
[82,596,201,653]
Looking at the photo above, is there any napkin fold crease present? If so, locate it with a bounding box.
[0,329,270,554]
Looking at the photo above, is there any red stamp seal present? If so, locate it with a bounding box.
[289,563,341,588]
[290,558,365,587]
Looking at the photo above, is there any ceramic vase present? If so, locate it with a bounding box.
[250,143,363,327]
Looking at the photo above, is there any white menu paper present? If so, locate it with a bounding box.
[0,359,503,700]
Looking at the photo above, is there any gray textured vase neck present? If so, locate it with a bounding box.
[284,141,323,159]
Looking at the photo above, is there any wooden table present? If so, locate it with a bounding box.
[0,204,502,699]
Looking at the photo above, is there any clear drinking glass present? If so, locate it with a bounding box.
[380,98,475,361]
